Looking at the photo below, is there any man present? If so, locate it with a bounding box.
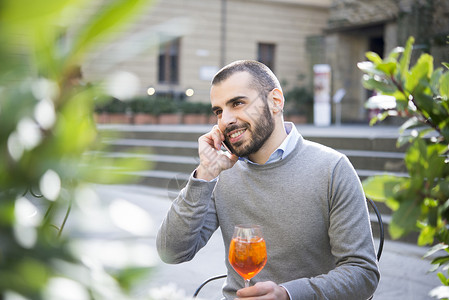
[157,60,380,299]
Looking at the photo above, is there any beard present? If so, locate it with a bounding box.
[224,102,275,158]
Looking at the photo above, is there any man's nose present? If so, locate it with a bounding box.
[220,109,237,127]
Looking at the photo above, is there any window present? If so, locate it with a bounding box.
[158,38,180,84]
[257,43,276,72]
[369,36,384,58]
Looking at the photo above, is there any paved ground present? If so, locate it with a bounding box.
[86,183,440,300]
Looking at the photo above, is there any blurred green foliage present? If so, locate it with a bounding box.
[283,86,313,122]
[358,36,449,299]
[95,97,213,116]
[0,0,158,299]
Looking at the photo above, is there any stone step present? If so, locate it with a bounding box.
[99,150,403,217]
[101,139,408,174]
[98,124,209,142]
[103,138,198,157]
[307,136,406,153]
[98,124,405,152]
[99,152,199,174]
[341,151,406,173]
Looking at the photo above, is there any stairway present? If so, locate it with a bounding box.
[97,123,414,243]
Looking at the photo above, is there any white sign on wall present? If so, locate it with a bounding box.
[313,64,331,126]
[199,66,219,81]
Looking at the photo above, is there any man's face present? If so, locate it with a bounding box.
[211,72,275,158]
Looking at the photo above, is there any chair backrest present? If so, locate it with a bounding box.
[366,197,384,261]
[192,274,227,298]
[193,198,384,299]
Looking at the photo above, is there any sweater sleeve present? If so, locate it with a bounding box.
[282,156,380,300]
[156,172,220,264]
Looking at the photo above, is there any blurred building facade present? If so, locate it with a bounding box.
[82,0,448,123]
[82,0,331,109]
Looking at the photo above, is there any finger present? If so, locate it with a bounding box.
[236,282,277,298]
[236,286,263,298]
[198,135,215,152]
[211,125,225,150]
[199,126,220,147]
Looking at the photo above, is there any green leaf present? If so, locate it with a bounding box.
[362,77,397,94]
[418,224,436,246]
[114,267,152,292]
[398,37,414,80]
[424,144,447,185]
[0,0,83,28]
[431,68,444,95]
[387,46,403,61]
[414,93,438,122]
[362,175,406,202]
[443,62,449,70]
[389,220,407,239]
[441,124,449,142]
[440,71,449,98]
[425,243,449,258]
[391,90,408,102]
[391,198,421,235]
[437,228,449,246]
[397,123,433,146]
[368,111,389,126]
[0,0,91,79]
[366,51,383,64]
[438,180,449,198]
[377,60,397,76]
[405,53,433,93]
[405,139,428,179]
[428,263,440,273]
[437,272,448,285]
[397,134,412,148]
[399,117,420,133]
[432,255,449,267]
[357,61,385,76]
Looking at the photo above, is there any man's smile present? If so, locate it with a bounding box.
[227,128,247,143]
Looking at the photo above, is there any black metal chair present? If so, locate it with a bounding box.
[193,198,384,299]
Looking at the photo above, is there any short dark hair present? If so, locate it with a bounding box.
[212,60,281,99]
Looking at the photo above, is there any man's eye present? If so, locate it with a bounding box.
[214,109,222,116]
[232,101,243,107]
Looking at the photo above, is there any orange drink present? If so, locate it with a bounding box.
[229,235,267,281]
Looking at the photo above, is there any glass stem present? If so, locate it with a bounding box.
[244,279,250,288]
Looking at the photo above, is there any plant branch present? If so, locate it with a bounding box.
[58,199,72,238]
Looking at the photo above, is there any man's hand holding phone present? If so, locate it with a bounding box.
[196,125,239,181]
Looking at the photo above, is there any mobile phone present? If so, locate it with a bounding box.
[221,140,235,155]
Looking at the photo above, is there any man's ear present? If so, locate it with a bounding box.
[271,88,284,113]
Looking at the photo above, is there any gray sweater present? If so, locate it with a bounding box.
[157,134,380,299]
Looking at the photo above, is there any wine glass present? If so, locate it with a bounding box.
[228,224,267,288]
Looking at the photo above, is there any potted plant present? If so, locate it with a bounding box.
[283,86,313,124]
[152,98,181,124]
[358,36,449,298]
[180,101,210,124]
[129,97,158,124]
